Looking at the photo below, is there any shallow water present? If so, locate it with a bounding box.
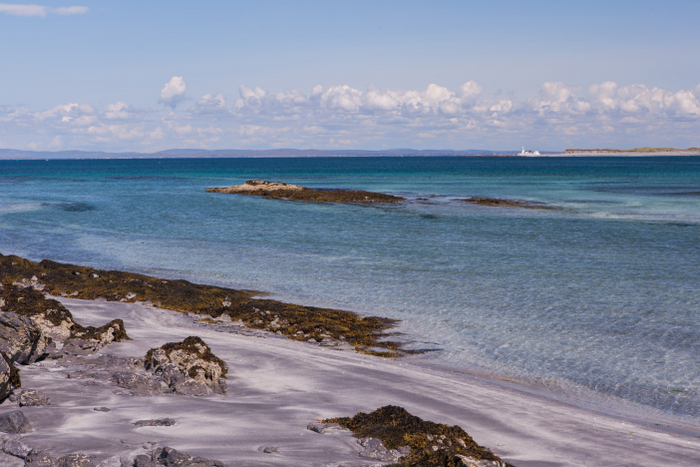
[1,156,699,420]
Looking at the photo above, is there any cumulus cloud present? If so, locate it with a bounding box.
[159,76,187,108]
[191,93,227,114]
[588,82,700,117]
[2,79,699,152]
[0,3,88,16]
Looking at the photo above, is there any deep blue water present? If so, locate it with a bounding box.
[1,156,699,420]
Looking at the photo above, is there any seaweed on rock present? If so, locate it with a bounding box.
[326,405,514,467]
[0,253,406,357]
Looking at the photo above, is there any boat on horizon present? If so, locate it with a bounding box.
[519,147,541,156]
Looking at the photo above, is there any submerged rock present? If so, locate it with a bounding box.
[144,337,227,396]
[460,196,552,209]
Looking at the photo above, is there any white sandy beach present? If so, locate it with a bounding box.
[3,297,699,466]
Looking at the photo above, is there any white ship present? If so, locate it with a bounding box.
[519,147,541,156]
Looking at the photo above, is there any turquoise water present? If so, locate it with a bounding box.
[1,156,699,420]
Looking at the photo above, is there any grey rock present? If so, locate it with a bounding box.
[306,422,327,434]
[151,447,225,467]
[1,436,33,459]
[112,372,163,396]
[0,356,17,402]
[0,410,32,434]
[455,455,507,467]
[306,421,341,434]
[0,312,47,364]
[134,418,176,427]
[357,437,404,463]
[132,454,156,467]
[61,339,103,356]
[154,446,192,466]
[57,453,95,467]
[19,390,50,407]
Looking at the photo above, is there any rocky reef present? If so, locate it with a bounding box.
[0,254,405,358]
[324,405,513,467]
[206,180,405,203]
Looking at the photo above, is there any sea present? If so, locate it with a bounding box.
[1,156,699,425]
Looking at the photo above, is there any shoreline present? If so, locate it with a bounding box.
[5,296,699,466]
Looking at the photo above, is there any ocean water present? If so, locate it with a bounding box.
[1,156,699,422]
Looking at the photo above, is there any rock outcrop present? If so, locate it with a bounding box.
[0,313,47,365]
[207,180,405,203]
[63,320,129,355]
[144,336,227,396]
[1,281,75,343]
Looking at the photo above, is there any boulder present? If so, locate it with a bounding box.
[144,337,227,396]
[1,436,34,459]
[0,312,47,365]
[0,410,32,434]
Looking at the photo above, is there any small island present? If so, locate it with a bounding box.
[207,180,405,203]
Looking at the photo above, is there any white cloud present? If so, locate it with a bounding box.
[0,3,45,16]
[0,3,87,16]
[2,80,699,152]
[105,102,131,120]
[159,76,187,108]
[53,6,87,15]
[191,93,227,114]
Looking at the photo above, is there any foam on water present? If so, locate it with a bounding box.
[1,156,699,423]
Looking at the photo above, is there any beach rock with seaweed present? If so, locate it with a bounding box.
[144,336,228,396]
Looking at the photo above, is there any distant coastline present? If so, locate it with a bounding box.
[1,147,699,160]
[560,147,700,156]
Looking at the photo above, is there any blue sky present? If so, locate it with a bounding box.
[1,0,699,152]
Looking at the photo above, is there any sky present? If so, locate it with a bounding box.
[1,0,699,153]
